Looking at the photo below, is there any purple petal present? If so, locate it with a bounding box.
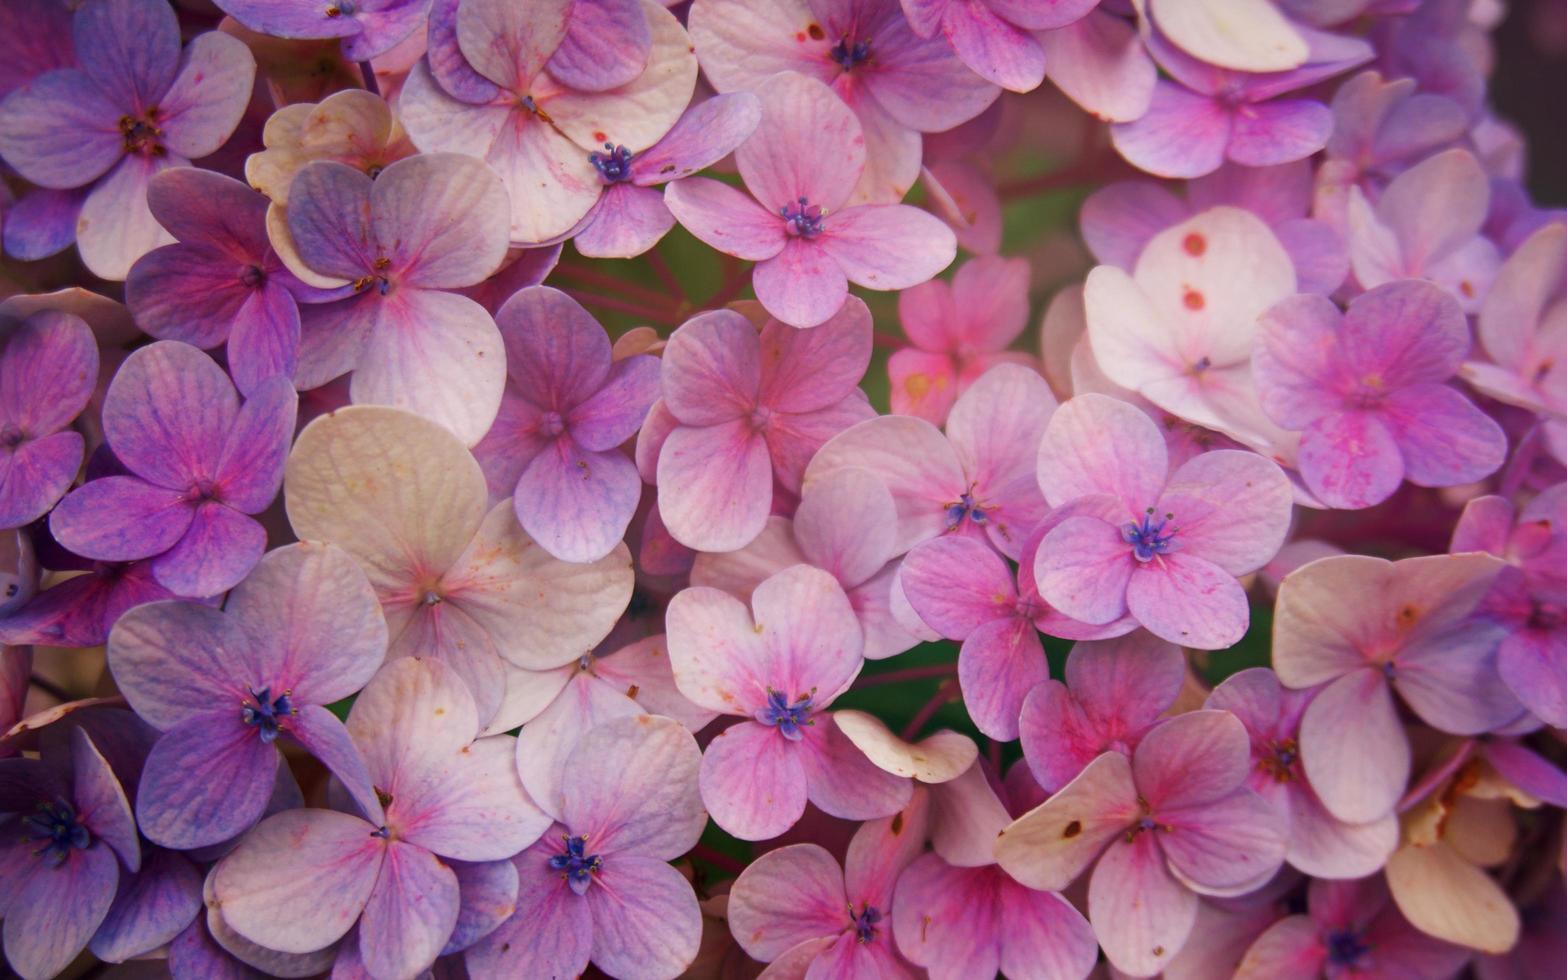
[0,70,122,189]
[425,0,500,104]
[74,0,179,108]
[1110,82,1229,179]
[0,0,72,101]
[1498,630,1567,729]
[1380,383,1507,489]
[72,727,140,872]
[286,704,383,828]
[228,284,301,397]
[149,502,267,598]
[663,176,788,261]
[4,842,120,980]
[285,162,376,281]
[699,720,808,840]
[125,247,252,349]
[569,355,660,452]
[455,0,573,92]
[1393,618,1520,735]
[50,477,194,564]
[358,840,460,980]
[104,341,237,491]
[1227,98,1333,168]
[2,310,97,434]
[728,843,849,961]
[944,0,1046,92]
[157,33,255,160]
[210,377,296,514]
[3,187,87,260]
[1298,410,1404,510]
[563,714,705,858]
[105,601,252,729]
[546,0,652,91]
[735,71,864,214]
[0,431,85,530]
[497,286,613,413]
[630,92,761,186]
[372,153,510,289]
[136,713,279,850]
[441,858,518,955]
[583,855,701,978]
[466,837,592,979]
[89,847,201,964]
[1080,180,1188,269]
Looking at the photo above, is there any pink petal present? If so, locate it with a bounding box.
[561,714,706,859]
[891,855,1004,979]
[1299,668,1408,824]
[793,467,899,588]
[1160,787,1286,893]
[1125,552,1251,650]
[1133,709,1251,812]
[103,341,236,491]
[454,0,573,91]
[1042,9,1158,123]
[818,203,958,291]
[514,671,639,819]
[1088,832,1200,977]
[728,843,848,962]
[1379,383,1507,489]
[753,564,865,704]
[1227,98,1332,168]
[1110,82,1229,179]
[943,0,1046,92]
[398,734,551,862]
[761,392,877,494]
[584,855,702,977]
[663,177,788,261]
[372,154,510,289]
[1232,915,1325,978]
[994,752,1139,892]
[665,584,776,715]
[358,840,460,980]
[467,837,592,978]
[1341,279,1471,387]
[546,0,651,91]
[699,719,809,840]
[945,364,1054,558]
[1392,618,1521,735]
[997,874,1101,980]
[573,183,675,258]
[758,298,875,415]
[1038,392,1167,513]
[629,92,761,187]
[662,309,761,426]
[1033,515,1135,626]
[888,348,960,423]
[657,421,773,552]
[752,238,850,329]
[1157,449,1293,574]
[515,442,641,563]
[901,535,1016,638]
[960,616,1048,741]
[735,71,865,214]
[347,657,479,795]
[157,33,255,160]
[798,712,913,822]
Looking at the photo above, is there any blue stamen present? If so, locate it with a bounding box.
[1325,928,1371,968]
[241,687,295,744]
[944,491,989,530]
[23,798,91,867]
[780,197,824,238]
[1121,509,1177,562]
[590,143,634,183]
[830,37,871,71]
[850,903,881,944]
[549,835,603,895]
[756,689,813,741]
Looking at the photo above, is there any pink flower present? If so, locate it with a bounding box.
[996,710,1288,977]
[648,300,874,552]
[665,70,956,328]
[1272,552,1520,825]
[1033,393,1294,649]
[900,0,1099,93]
[468,715,708,980]
[888,255,1036,424]
[1254,279,1507,509]
[666,564,912,840]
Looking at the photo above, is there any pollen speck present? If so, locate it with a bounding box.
[1063,820,1082,838]
[891,812,904,834]
[807,23,825,39]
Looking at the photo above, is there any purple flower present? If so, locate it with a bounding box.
[728,798,927,975]
[105,542,388,849]
[399,0,699,245]
[0,727,140,980]
[806,362,1056,559]
[1271,552,1520,825]
[1032,393,1294,649]
[888,255,1036,424]
[214,0,431,61]
[280,152,511,445]
[0,0,255,279]
[468,715,707,979]
[573,92,761,258]
[211,657,551,980]
[1452,487,1567,727]
[1109,27,1370,180]
[901,535,1134,740]
[995,710,1288,977]
[126,169,326,397]
[647,300,874,552]
[666,564,912,840]
[1018,631,1186,792]
[1235,876,1467,979]
[1206,668,1399,879]
[689,0,1000,204]
[691,467,924,661]
[665,70,957,328]
[0,310,96,529]
[1254,279,1507,509]
[0,558,180,649]
[284,405,634,731]
[49,342,297,599]
[900,0,1099,92]
[471,286,659,563]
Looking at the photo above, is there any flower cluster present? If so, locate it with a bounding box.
[0,0,1563,978]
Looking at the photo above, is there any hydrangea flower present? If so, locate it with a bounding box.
[666,564,911,839]
[805,362,1055,559]
[665,71,957,328]
[1033,393,1294,649]
[212,657,551,980]
[1452,487,1567,727]
[1109,28,1371,180]
[0,0,255,279]
[399,0,699,245]
[105,543,387,849]
[126,169,325,396]
[995,710,1288,977]
[1018,631,1185,793]
[0,309,96,530]
[0,727,140,980]
[900,0,1098,92]
[278,152,511,445]
[1206,668,1399,879]
[691,466,923,661]
[50,342,296,599]
[472,287,658,563]
[469,715,707,979]
[728,796,926,975]
[1272,552,1519,824]
[1253,279,1507,509]
[213,0,431,61]
[0,556,179,649]
[648,300,873,552]
[284,405,634,731]
[888,255,1035,423]
[688,0,1000,204]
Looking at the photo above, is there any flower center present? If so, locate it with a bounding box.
[119,111,165,157]
[944,491,989,530]
[241,687,295,743]
[749,405,773,431]
[1325,928,1371,969]
[0,423,24,449]
[23,799,92,867]
[540,411,566,438]
[830,36,872,71]
[187,478,220,503]
[353,256,393,296]
[1259,738,1299,782]
[849,902,882,943]
[780,198,824,238]
[756,688,813,741]
[1122,508,1177,562]
[589,143,634,184]
[549,834,603,895]
[240,264,266,289]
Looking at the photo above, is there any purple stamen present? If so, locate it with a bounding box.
[1325,928,1371,969]
[850,903,881,944]
[756,688,813,741]
[944,491,989,530]
[549,834,603,895]
[23,798,92,867]
[830,37,871,71]
[780,197,824,238]
[241,687,295,743]
[1122,508,1177,562]
[589,142,634,184]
